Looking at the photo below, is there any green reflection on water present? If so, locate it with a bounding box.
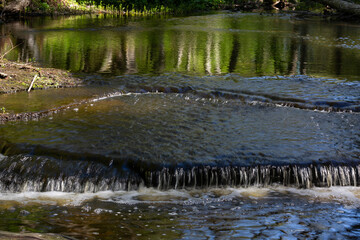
[2,13,360,80]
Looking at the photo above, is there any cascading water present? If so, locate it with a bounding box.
[152,164,360,189]
[1,153,359,192]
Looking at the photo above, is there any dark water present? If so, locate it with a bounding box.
[1,12,360,239]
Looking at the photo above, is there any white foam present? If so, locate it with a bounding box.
[0,186,359,207]
[0,191,124,206]
[91,91,164,103]
[281,186,360,208]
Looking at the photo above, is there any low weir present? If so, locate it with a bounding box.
[0,154,359,192]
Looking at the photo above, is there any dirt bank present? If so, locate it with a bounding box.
[0,0,93,21]
[0,59,84,94]
[0,59,86,123]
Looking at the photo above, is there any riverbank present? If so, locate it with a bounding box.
[1,0,359,24]
[0,0,93,21]
[0,59,83,94]
[0,0,331,22]
[0,58,85,122]
[0,0,171,22]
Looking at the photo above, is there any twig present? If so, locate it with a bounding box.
[0,42,22,60]
[8,38,13,48]
[27,74,37,93]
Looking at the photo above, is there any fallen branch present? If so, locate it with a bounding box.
[0,42,22,60]
[27,74,37,92]
[316,0,360,16]
[19,65,42,77]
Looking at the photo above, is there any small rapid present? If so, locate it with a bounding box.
[1,74,359,125]
[119,74,360,113]
[0,153,360,192]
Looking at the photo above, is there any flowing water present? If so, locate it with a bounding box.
[0,12,360,239]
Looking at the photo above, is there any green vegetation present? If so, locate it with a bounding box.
[76,0,230,13]
[0,0,338,17]
[0,0,359,20]
[25,0,93,15]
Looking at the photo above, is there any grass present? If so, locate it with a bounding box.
[1,0,240,17]
[1,0,332,21]
[15,0,176,16]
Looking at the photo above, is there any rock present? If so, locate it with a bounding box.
[273,0,285,9]
[0,72,7,79]
[7,206,16,212]
[19,210,30,216]
[3,0,31,13]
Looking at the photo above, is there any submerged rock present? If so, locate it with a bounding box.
[19,210,30,216]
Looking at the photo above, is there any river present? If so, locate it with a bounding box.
[0,12,360,239]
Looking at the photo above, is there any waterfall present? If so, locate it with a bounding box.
[150,164,360,190]
[0,153,359,192]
